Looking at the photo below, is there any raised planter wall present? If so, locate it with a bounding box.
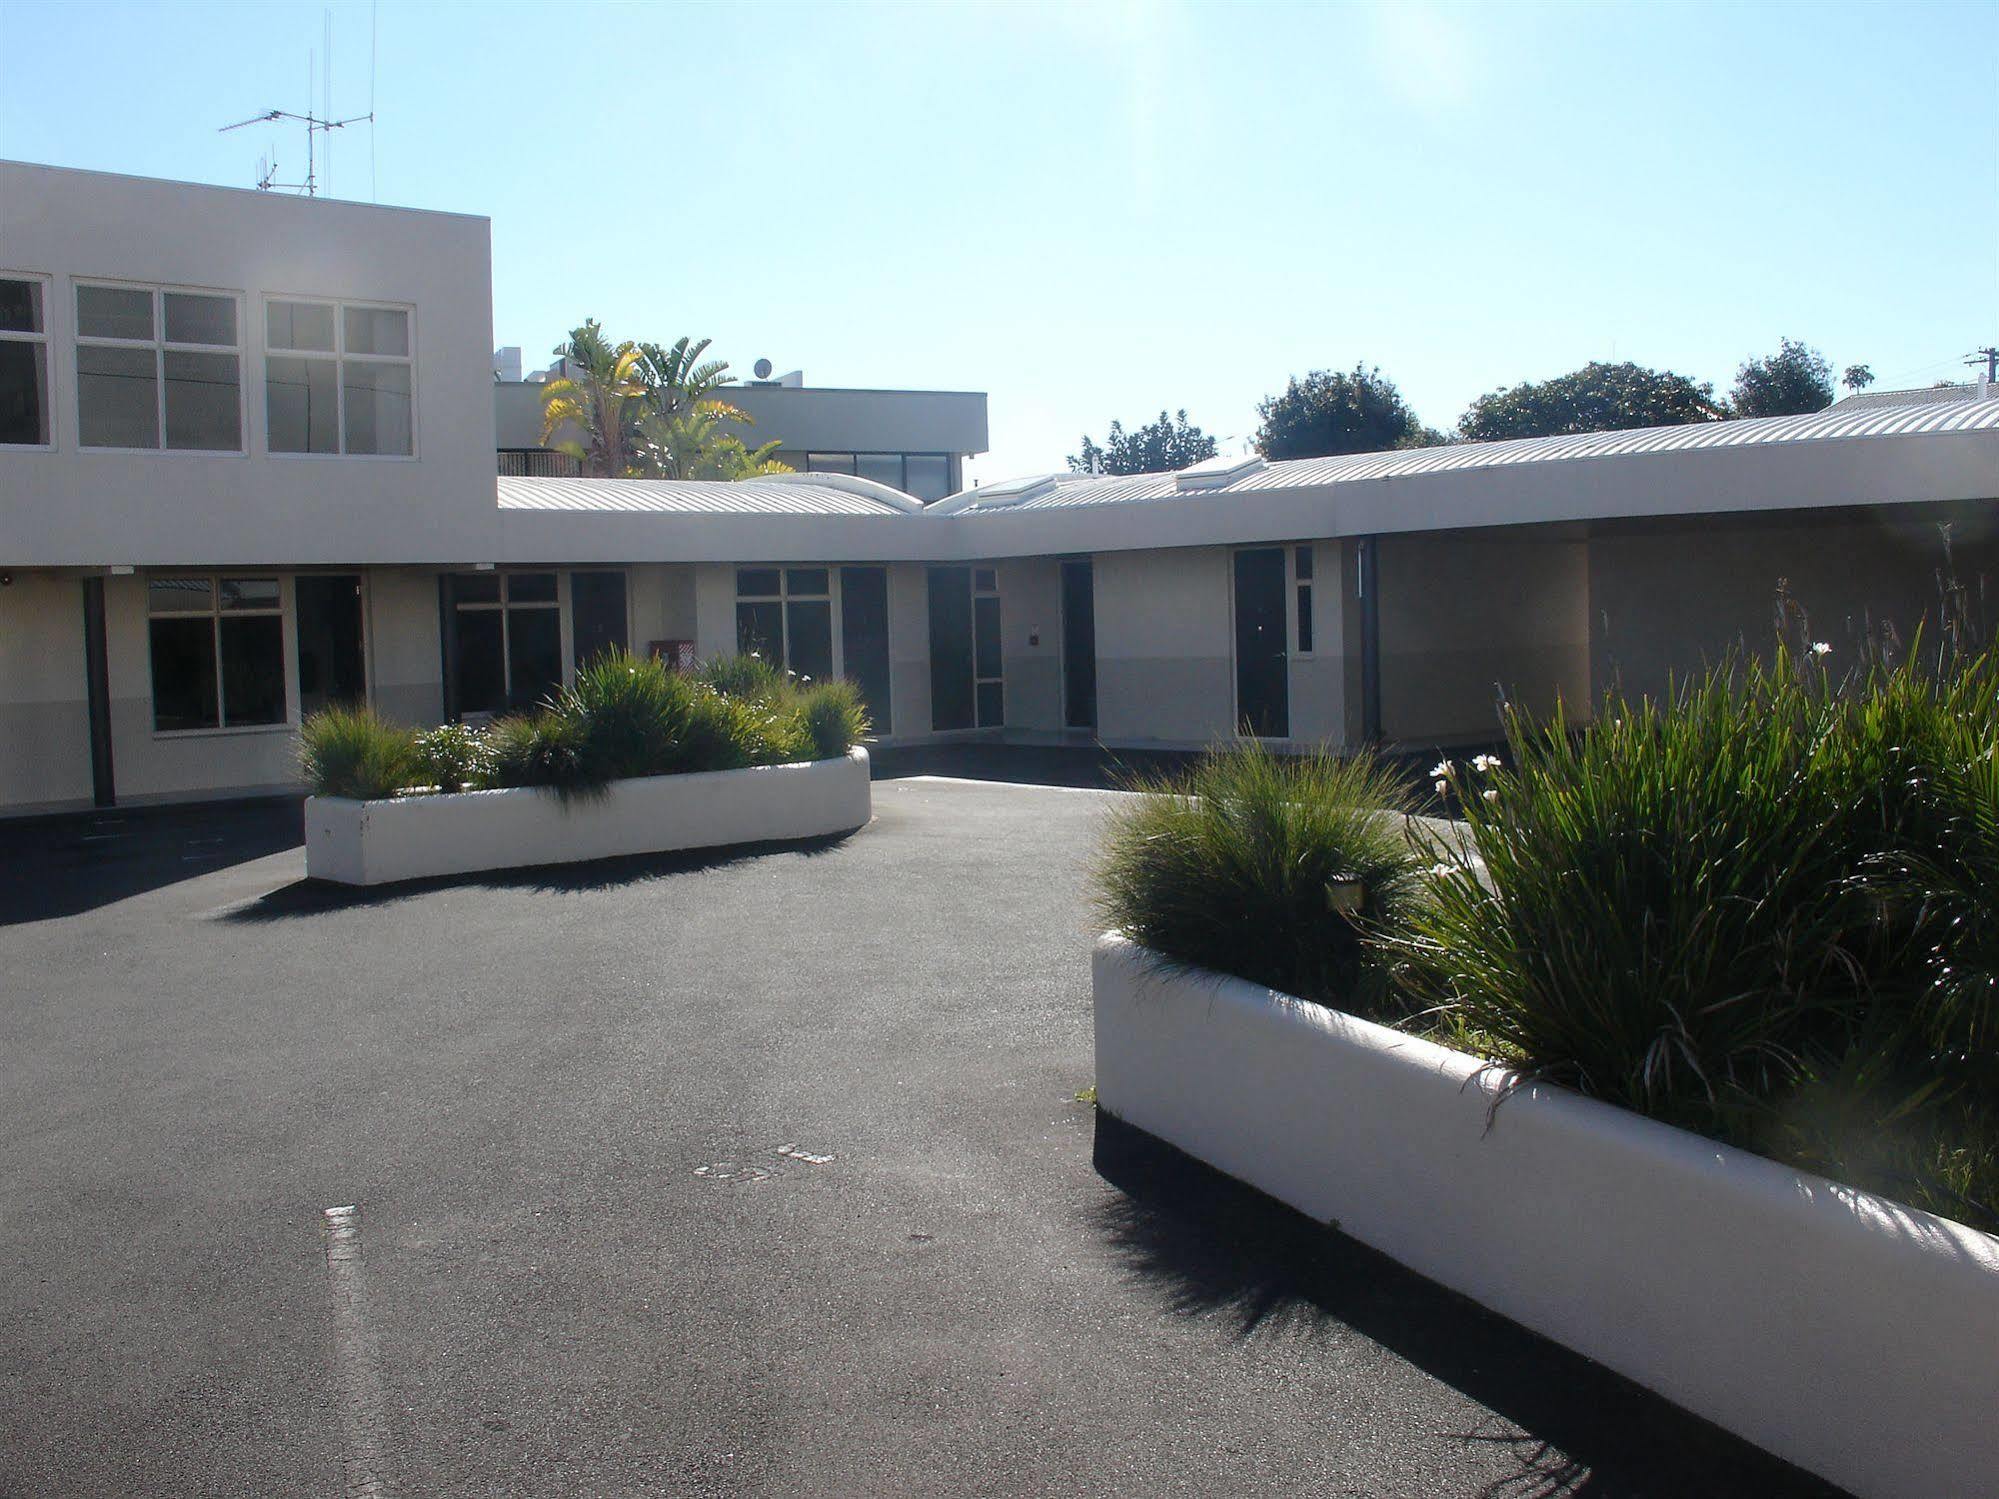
[305,747,871,885]
[1092,933,1999,1499]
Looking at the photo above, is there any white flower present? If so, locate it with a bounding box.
[1428,862,1457,878]
[1434,779,1449,796]
[1471,753,1503,772]
[1429,759,1454,779]
[1811,642,1832,658]
[1482,788,1499,803]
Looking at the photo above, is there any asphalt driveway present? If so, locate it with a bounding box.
[0,769,1839,1497]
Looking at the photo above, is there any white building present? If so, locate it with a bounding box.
[5,158,1998,816]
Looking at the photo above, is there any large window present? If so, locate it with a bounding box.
[446,572,561,716]
[805,451,955,503]
[267,299,413,456]
[0,276,49,446]
[76,283,242,451]
[736,567,832,680]
[147,575,286,731]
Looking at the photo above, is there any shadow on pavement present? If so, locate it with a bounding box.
[216,828,858,921]
[1089,1113,1846,1499]
[0,797,304,927]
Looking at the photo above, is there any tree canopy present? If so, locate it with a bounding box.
[539,322,788,480]
[1457,361,1723,442]
[1254,366,1433,459]
[1731,338,1835,418]
[1069,409,1218,475]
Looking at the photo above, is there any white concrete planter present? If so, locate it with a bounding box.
[304,747,871,886]
[1093,933,1999,1499]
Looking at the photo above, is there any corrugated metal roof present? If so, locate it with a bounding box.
[497,475,913,517]
[1827,383,1980,414]
[949,397,1999,514]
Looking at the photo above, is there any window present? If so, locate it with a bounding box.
[267,299,413,456]
[736,567,833,680]
[1295,545,1314,655]
[76,283,242,451]
[974,567,1003,727]
[0,276,49,446]
[903,454,952,503]
[446,572,560,716]
[805,451,955,503]
[147,575,285,731]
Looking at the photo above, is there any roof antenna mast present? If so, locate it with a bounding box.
[219,11,373,198]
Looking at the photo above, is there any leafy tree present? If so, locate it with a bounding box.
[1458,361,1723,442]
[1069,409,1218,475]
[1731,338,1835,418]
[1843,364,1875,393]
[1254,366,1429,459]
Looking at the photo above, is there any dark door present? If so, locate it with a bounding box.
[927,565,974,731]
[1060,559,1097,731]
[839,566,891,734]
[295,574,367,717]
[571,571,629,669]
[1233,548,1289,737]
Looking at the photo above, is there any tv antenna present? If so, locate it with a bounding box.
[220,11,375,197]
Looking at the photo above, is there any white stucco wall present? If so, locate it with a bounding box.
[0,161,498,567]
[1377,530,1591,746]
[1093,546,1235,745]
[0,574,94,812]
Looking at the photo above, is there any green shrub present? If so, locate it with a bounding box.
[1094,742,1425,1016]
[794,679,870,759]
[413,722,490,794]
[678,687,807,772]
[483,711,603,797]
[560,651,696,781]
[1403,643,1999,1230]
[298,705,419,801]
[695,652,786,702]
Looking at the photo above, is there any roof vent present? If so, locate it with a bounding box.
[1174,452,1267,492]
[973,474,1063,508]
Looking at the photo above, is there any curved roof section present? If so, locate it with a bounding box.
[497,474,917,517]
[942,397,1999,514]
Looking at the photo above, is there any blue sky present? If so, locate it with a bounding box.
[4,0,1994,480]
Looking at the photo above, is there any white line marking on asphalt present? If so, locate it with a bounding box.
[323,1205,393,1499]
[895,775,1133,795]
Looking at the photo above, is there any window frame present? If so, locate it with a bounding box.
[262,294,418,461]
[735,565,838,681]
[973,565,1004,727]
[73,279,247,456]
[144,571,294,736]
[1292,543,1315,658]
[447,570,566,717]
[0,270,53,450]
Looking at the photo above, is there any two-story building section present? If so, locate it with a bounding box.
[6,159,1999,819]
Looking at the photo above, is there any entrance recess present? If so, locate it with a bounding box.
[927,565,1004,731]
[1232,548,1289,737]
[1061,559,1097,731]
[295,574,367,718]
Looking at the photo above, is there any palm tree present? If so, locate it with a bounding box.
[636,403,789,481]
[538,320,647,477]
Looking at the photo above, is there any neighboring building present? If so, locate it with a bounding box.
[5,158,1999,817]
[492,360,988,502]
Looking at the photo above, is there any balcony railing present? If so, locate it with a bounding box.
[497,448,582,478]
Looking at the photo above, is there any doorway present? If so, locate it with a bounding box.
[1232,548,1288,737]
[295,574,366,718]
[839,566,891,733]
[1061,559,1096,731]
